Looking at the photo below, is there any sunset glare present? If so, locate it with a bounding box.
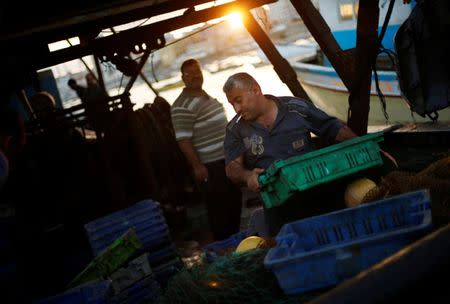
[227,12,244,29]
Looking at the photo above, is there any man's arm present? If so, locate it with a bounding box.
[225,155,264,192]
[177,139,208,182]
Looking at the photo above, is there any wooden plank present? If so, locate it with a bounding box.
[242,10,310,100]
[347,0,380,135]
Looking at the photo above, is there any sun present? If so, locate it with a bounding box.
[227,12,244,29]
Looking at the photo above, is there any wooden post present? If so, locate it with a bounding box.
[242,10,310,100]
[289,0,354,89]
[347,0,380,135]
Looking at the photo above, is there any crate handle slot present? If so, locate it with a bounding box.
[363,219,374,234]
[316,161,329,178]
[315,229,330,246]
[302,166,316,183]
[377,215,388,231]
[363,147,373,162]
[347,222,358,239]
[333,225,344,242]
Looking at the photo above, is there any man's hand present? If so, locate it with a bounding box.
[193,163,209,183]
[226,155,264,192]
[247,168,264,192]
[176,139,209,182]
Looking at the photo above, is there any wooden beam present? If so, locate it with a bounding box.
[242,10,309,100]
[289,0,354,90]
[1,0,225,43]
[347,0,380,135]
[21,0,274,71]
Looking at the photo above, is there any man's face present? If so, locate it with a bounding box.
[182,63,203,89]
[226,85,261,121]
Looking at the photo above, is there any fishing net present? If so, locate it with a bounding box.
[156,248,324,304]
[361,156,450,225]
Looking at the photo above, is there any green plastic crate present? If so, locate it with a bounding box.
[258,132,384,208]
[68,228,142,288]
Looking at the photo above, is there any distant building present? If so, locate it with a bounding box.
[266,0,320,25]
[266,0,300,25]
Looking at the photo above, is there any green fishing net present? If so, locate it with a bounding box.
[156,248,324,304]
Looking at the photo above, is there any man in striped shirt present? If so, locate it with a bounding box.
[171,59,242,241]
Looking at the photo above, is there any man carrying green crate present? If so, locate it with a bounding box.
[222,73,397,236]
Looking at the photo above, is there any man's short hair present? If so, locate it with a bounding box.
[223,72,259,93]
[67,78,76,86]
[181,59,201,74]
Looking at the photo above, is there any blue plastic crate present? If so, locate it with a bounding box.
[146,244,177,265]
[90,224,171,257]
[264,190,432,295]
[87,218,167,252]
[109,275,161,304]
[84,200,161,237]
[202,231,250,263]
[86,212,165,242]
[153,258,184,287]
[35,280,111,304]
[84,200,171,256]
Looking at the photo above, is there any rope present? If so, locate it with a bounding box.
[373,0,397,123]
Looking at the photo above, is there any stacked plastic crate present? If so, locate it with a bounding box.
[108,253,161,304]
[83,199,183,298]
[264,190,433,294]
[34,280,112,304]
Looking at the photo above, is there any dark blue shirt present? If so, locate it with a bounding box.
[224,95,343,169]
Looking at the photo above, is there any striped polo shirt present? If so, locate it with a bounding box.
[171,89,228,164]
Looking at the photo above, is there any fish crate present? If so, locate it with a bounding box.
[152,257,185,287]
[34,280,111,304]
[264,190,432,295]
[202,230,250,263]
[85,200,161,235]
[258,132,384,208]
[88,219,171,257]
[84,200,171,256]
[109,274,161,304]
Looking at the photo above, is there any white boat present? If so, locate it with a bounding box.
[292,0,450,125]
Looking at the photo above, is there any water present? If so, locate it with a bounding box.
[129,63,292,121]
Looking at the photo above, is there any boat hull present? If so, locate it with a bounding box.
[293,62,450,125]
